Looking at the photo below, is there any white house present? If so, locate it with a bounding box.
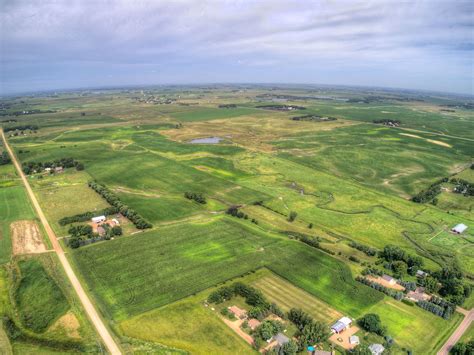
[452,224,468,234]
[91,215,106,223]
[349,335,360,345]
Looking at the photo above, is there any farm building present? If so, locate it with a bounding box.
[368,343,385,355]
[92,215,106,223]
[349,335,360,345]
[273,332,290,346]
[451,223,468,234]
[54,166,63,173]
[331,316,352,333]
[247,318,261,330]
[381,274,396,285]
[112,218,120,225]
[416,270,428,278]
[228,305,247,319]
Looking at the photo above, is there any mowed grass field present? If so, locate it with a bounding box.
[252,272,342,323]
[72,217,382,321]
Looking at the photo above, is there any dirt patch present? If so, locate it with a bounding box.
[219,316,254,345]
[366,275,405,291]
[329,326,360,350]
[48,311,81,339]
[11,220,47,255]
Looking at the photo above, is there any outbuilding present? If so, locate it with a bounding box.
[452,224,468,234]
[92,215,106,223]
[368,343,385,355]
[274,333,290,346]
[349,335,360,345]
[381,274,396,285]
[331,316,352,333]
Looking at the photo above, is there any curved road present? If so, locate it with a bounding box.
[437,308,473,355]
[1,129,121,355]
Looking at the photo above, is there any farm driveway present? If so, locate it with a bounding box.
[437,308,473,355]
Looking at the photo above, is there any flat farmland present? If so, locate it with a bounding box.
[72,217,381,320]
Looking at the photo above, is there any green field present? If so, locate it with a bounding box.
[0,186,37,264]
[73,217,381,320]
[2,86,473,354]
[14,258,70,333]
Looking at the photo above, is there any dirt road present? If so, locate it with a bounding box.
[437,308,473,355]
[1,129,121,355]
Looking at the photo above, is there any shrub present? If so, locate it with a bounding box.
[357,313,386,336]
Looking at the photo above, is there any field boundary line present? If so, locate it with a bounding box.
[1,129,122,355]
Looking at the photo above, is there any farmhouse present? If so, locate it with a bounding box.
[452,223,468,234]
[228,305,247,319]
[331,316,352,333]
[406,287,431,303]
[368,343,385,355]
[247,318,261,330]
[91,215,106,223]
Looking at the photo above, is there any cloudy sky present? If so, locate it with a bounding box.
[1,0,473,95]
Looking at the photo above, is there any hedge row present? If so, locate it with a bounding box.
[88,181,152,229]
[58,206,119,226]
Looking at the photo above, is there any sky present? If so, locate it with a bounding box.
[1,0,473,95]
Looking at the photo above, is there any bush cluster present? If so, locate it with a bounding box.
[0,151,11,165]
[357,313,387,336]
[288,308,330,350]
[379,245,423,276]
[184,191,206,204]
[226,206,248,219]
[88,181,152,229]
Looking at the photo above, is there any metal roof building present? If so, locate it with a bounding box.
[452,223,468,234]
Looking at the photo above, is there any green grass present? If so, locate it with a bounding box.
[0,186,36,264]
[367,299,464,354]
[14,258,70,333]
[459,323,474,343]
[120,293,252,355]
[170,107,261,122]
[72,217,381,321]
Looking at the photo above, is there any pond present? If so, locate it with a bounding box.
[189,136,224,144]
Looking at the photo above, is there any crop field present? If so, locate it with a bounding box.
[73,217,381,320]
[2,86,473,354]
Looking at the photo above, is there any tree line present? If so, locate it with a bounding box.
[3,124,39,133]
[58,206,119,226]
[356,276,404,301]
[22,158,84,175]
[287,308,330,351]
[88,181,152,229]
[411,178,447,204]
[349,241,377,256]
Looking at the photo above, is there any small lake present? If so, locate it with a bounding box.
[189,137,224,144]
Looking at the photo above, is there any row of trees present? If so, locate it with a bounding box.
[411,178,448,204]
[58,206,119,225]
[349,241,377,256]
[226,206,248,219]
[88,181,152,229]
[417,299,453,319]
[287,308,330,351]
[22,157,84,175]
[0,151,11,165]
[3,124,39,132]
[184,191,206,204]
[356,276,404,301]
